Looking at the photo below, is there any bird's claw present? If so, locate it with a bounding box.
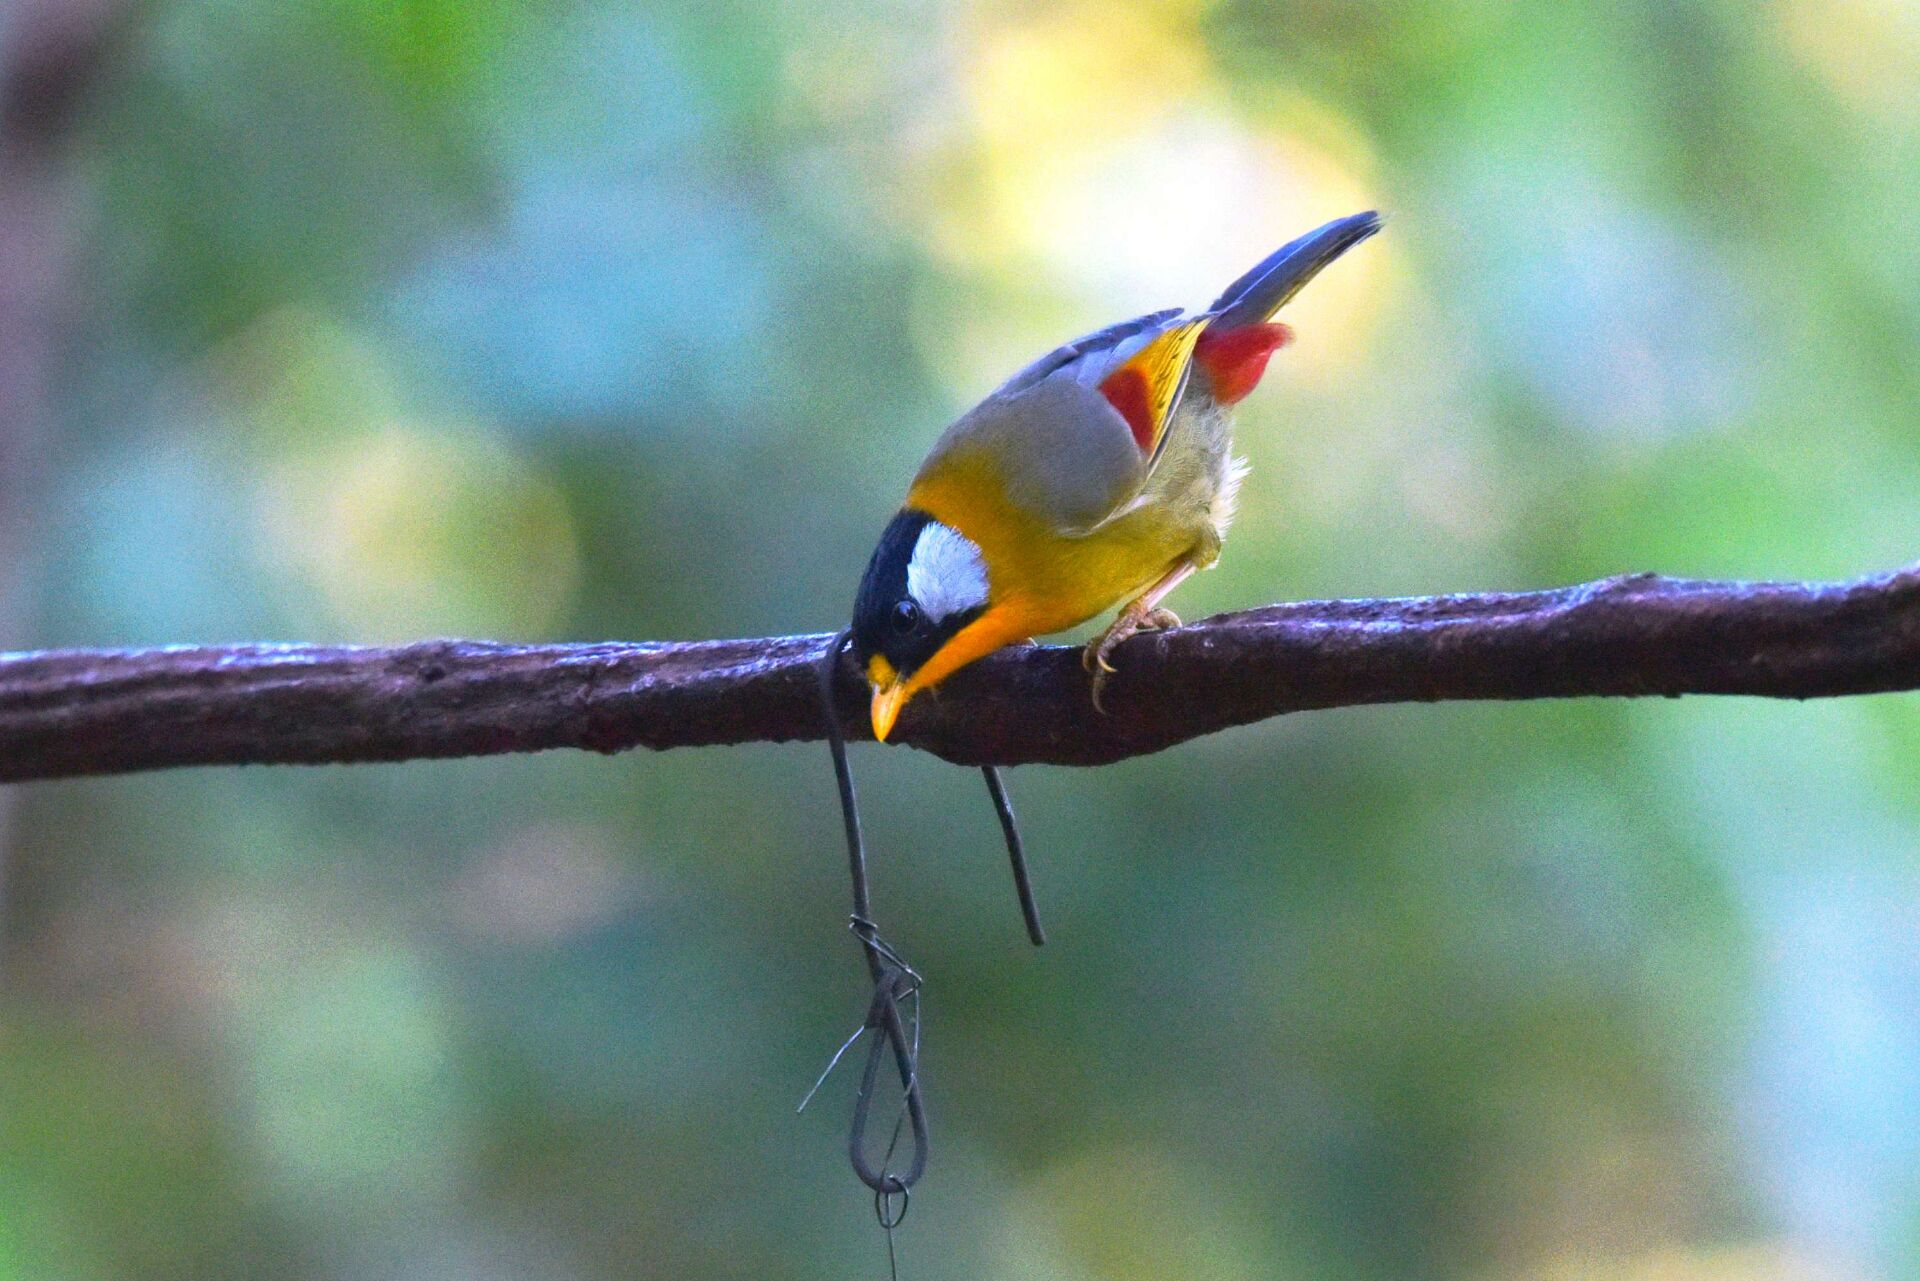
[1083,631,1125,713]
[1081,605,1180,714]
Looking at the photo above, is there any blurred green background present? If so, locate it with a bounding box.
[3,0,1919,1278]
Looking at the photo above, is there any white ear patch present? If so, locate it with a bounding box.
[906,522,989,623]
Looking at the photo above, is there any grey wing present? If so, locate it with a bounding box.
[921,307,1201,533]
[994,307,1183,397]
[927,350,1171,534]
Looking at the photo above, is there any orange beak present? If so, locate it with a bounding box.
[870,680,911,742]
[862,606,1026,742]
[866,655,912,742]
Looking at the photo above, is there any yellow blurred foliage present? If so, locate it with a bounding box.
[255,420,580,640]
[994,1143,1266,1281]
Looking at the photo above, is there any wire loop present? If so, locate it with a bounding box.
[812,627,1047,1222]
[819,630,932,1198]
[875,1185,911,1230]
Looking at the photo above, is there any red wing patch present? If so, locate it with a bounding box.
[1102,367,1156,451]
[1098,318,1208,459]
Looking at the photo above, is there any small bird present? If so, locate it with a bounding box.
[851,211,1380,741]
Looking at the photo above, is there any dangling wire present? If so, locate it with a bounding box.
[818,630,930,1199]
[982,766,1045,947]
[870,980,919,1281]
[810,626,1048,1262]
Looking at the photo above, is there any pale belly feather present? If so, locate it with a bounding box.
[1005,398,1244,636]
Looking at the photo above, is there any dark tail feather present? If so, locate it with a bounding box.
[1209,211,1381,330]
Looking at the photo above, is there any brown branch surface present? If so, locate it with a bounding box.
[1,566,1918,782]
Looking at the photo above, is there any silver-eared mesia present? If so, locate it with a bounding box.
[851,212,1381,739]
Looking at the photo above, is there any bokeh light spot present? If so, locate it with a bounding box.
[256,420,580,640]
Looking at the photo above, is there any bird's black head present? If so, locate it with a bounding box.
[850,508,990,736]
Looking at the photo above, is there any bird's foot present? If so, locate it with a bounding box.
[1083,605,1182,713]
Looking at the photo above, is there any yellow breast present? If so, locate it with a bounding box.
[907,450,1195,641]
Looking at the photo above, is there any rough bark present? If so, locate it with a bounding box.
[0,565,1916,782]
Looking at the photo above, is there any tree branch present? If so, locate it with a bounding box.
[2,565,1917,782]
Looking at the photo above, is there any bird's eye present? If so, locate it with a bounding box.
[891,600,920,633]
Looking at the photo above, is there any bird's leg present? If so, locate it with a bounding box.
[1083,560,1198,712]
